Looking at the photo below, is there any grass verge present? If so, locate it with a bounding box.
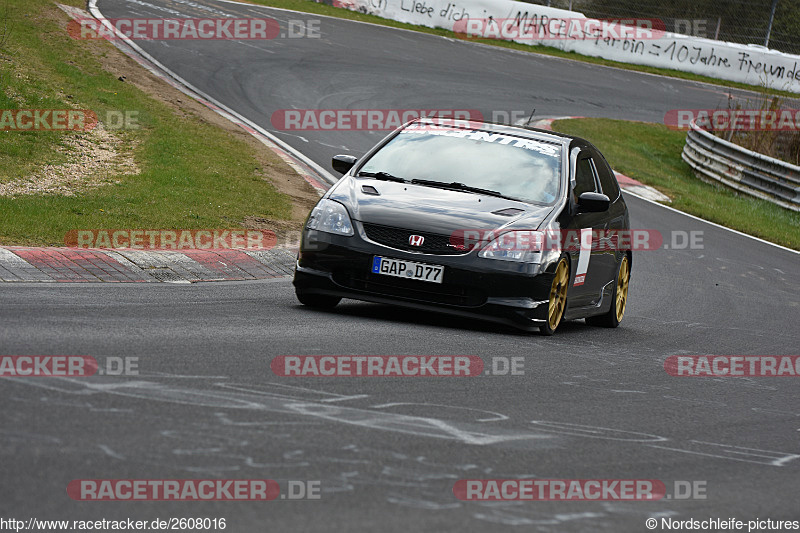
[246,0,799,99]
[551,118,800,250]
[0,0,295,246]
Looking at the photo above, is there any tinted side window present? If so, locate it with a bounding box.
[592,150,621,200]
[573,157,597,200]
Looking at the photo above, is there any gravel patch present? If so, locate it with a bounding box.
[0,123,139,197]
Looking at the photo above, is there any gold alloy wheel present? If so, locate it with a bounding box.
[615,255,630,323]
[547,258,569,332]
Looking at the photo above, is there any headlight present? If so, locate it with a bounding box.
[306,199,354,236]
[478,230,560,263]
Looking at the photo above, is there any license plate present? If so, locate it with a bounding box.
[371,256,444,284]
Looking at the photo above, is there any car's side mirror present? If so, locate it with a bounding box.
[332,155,358,174]
[577,191,610,212]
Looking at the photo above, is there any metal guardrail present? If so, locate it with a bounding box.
[682,121,800,212]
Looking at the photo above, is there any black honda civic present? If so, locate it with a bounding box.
[293,118,631,335]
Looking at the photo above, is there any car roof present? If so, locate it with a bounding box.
[412,117,594,151]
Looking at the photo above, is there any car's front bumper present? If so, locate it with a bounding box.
[292,229,559,331]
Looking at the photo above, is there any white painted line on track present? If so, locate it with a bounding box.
[622,189,800,256]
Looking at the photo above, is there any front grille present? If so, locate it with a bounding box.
[362,223,472,255]
[333,268,486,307]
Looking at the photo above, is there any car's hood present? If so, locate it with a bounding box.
[328,177,554,234]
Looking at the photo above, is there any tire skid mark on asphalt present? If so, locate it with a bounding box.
[751,407,800,417]
[386,492,461,510]
[473,508,607,527]
[0,372,755,527]
[630,315,800,343]
[285,402,547,446]
[98,444,126,460]
[562,382,648,394]
[34,396,135,412]
[527,420,800,467]
[166,0,233,18]
[7,373,798,471]
[661,395,727,407]
[1,375,552,445]
[119,0,184,16]
[370,402,509,422]
[529,420,668,442]
[647,442,800,467]
[562,374,783,407]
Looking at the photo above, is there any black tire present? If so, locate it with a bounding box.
[539,257,569,336]
[586,254,630,328]
[296,291,341,309]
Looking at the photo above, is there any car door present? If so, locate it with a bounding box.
[591,147,628,234]
[565,148,615,308]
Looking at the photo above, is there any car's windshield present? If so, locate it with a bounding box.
[358,124,563,204]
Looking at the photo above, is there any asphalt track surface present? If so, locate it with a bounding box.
[1,1,799,531]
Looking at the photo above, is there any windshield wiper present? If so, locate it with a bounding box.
[410,179,507,198]
[358,171,407,183]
